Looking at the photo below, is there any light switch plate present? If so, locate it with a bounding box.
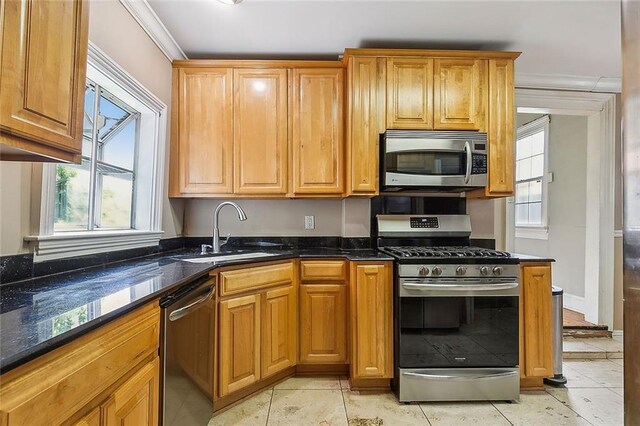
[304,215,315,230]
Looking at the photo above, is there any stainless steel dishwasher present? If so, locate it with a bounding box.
[161,275,216,426]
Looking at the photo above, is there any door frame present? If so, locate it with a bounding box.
[504,88,616,328]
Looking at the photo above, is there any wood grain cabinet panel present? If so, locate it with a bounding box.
[292,68,344,195]
[233,69,288,195]
[521,264,553,379]
[346,56,385,195]
[103,357,160,426]
[486,59,515,196]
[261,285,297,378]
[220,262,295,296]
[299,284,347,364]
[0,0,88,162]
[72,407,101,426]
[218,294,261,397]
[300,260,348,282]
[350,262,393,379]
[174,68,233,195]
[434,59,488,131]
[386,58,433,129]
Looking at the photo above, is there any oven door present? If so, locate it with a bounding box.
[397,278,519,369]
[383,138,487,188]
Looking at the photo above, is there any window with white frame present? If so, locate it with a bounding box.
[515,115,549,228]
[27,43,167,261]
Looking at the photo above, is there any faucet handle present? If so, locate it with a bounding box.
[220,233,231,248]
[200,244,213,255]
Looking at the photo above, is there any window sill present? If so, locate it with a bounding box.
[515,227,549,240]
[24,230,164,262]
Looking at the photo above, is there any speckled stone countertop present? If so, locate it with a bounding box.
[0,248,391,373]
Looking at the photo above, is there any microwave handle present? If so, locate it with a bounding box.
[464,141,472,184]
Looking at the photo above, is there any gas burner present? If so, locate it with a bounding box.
[380,246,511,259]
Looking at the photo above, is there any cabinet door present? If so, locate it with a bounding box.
[174,68,233,195]
[346,56,385,195]
[350,263,393,378]
[218,294,261,396]
[521,264,553,378]
[0,0,88,155]
[300,284,347,364]
[292,68,344,195]
[433,59,488,131]
[486,59,515,196]
[233,69,288,195]
[103,357,160,426]
[72,407,101,426]
[386,58,433,129]
[262,285,297,378]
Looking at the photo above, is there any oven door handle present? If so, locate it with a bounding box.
[464,140,472,184]
[402,371,519,381]
[401,282,518,292]
[169,284,216,322]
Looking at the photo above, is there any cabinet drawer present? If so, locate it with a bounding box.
[220,261,295,296]
[300,260,348,283]
[0,303,160,426]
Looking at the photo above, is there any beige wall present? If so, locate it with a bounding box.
[514,114,589,300]
[0,0,182,256]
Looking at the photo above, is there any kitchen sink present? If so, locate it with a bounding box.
[181,252,279,263]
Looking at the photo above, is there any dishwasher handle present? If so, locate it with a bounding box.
[168,283,215,322]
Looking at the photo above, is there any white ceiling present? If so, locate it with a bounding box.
[147,0,621,79]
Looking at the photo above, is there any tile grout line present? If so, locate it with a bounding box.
[417,403,434,425]
[339,386,349,425]
[265,387,274,426]
[490,401,514,426]
[544,388,597,426]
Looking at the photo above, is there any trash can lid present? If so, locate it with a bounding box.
[551,286,563,295]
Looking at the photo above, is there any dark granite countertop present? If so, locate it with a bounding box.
[508,253,556,263]
[0,248,391,373]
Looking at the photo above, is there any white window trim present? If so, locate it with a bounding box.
[26,42,167,262]
[514,115,550,237]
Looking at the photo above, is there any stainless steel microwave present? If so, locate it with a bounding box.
[381,130,488,191]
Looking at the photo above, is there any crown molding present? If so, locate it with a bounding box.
[515,72,621,93]
[119,0,187,61]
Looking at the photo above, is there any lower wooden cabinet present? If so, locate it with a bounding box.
[73,408,101,426]
[218,293,262,397]
[350,262,393,383]
[519,262,554,388]
[262,285,297,377]
[103,357,160,426]
[299,284,348,364]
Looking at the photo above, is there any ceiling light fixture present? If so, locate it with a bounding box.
[217,0,243,4]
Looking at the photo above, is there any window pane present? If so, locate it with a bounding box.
[98,90,132,140]
[516,182,529,203]
[100,118,137,171]
[517,157,531,181]
[99,172,133,229]
[529,202,542,225]
[516,136,532,160]
[530,131,545,156]
[54,163,90,231]
[529,180,542,202]
[82,86,95,143]
[531,154,544,178]
[515,204,528,225]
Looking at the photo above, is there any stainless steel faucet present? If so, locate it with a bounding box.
[212,201,247,253]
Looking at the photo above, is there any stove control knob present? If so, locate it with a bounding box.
[432,267,443,276]
[456,266,467,275]
[480,266,491,276]
[419,266,430,276]
[493,266,504,276]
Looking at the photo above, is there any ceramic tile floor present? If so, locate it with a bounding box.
[563,337,624,360]
[208,359,624,426]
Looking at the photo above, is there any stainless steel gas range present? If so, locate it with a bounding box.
[377,214,520,403]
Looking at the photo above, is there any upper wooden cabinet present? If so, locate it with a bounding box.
[346,56,385,196]
[172,68,234,196]
[386,58,434,129]
[234,69,289,195]
[292,68,344,195]
[0,0,89,162]
[433,59,488,131]
[170,62,344,198]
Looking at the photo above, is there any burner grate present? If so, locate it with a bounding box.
[382,246,511,259]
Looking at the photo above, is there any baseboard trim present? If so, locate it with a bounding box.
[612,330,624,339]
[562,293,585,313]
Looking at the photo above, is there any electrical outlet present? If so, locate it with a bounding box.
[304,215,315,230]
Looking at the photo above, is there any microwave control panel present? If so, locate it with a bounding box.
[471,154,487,174]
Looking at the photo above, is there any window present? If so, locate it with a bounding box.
[515,115,549,230]
[27,43,167,261]
[55,82,140,231]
